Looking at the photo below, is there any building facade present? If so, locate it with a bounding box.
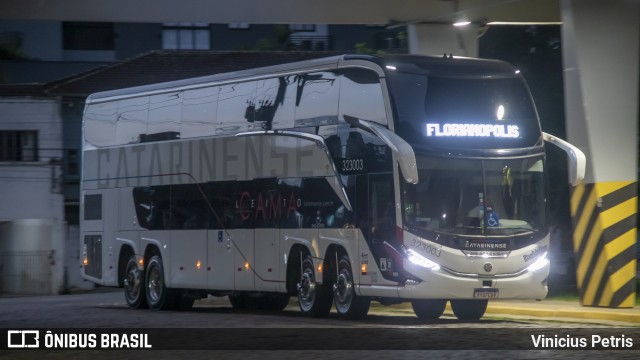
[0,86,66,294]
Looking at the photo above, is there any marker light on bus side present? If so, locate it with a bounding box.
[82,244,88,266]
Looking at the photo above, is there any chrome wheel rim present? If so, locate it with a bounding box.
[333,271,353,314]
[147,264,163,304]
[124,261,141,302]
[297,268,316,312]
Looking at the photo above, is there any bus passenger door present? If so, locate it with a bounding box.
[368,173,399,280]
[207,229,235,291]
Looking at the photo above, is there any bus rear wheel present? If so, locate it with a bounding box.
[450,299,488,320]
[411,299,447,320]
[145,255,177,310]
[333,255,370,320]
[297,254,332,317]
[123,255,147,309]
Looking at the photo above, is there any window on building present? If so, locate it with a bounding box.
[290,24,316,32]
[228,23,250,30]
[0,131,38,161]
[66,149,79,176]
[162,23,211,50]
[63,22,115,50]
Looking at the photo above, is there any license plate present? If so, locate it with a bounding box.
[473,288,499,299]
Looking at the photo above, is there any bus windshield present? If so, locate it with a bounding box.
[387,72,541,150]
[402,155,547,237]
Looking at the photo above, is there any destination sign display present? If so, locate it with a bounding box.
[426,123,520,138]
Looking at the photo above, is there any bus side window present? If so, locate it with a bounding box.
[205,181,236,229]
[294,71,340,127]
[217,81,257,135]
[171,184,210,230]
[182,86,219,138]
[148,92,181,138]
[255,77,296,131]
[132,186,171,230]
[338,68,387,126]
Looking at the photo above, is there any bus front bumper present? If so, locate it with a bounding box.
[397,261,549,300]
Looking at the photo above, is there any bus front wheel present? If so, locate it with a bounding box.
[145,255,177,310]
[411,299,446,320]
[450,299,488,320]
[333,255,370,319]
[123,255,147,309]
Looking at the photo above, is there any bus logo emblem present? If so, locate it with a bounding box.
[484,263,493,273]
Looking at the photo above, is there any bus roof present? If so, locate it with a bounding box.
[86,54,520,104]
[86,55,344,104]
[359,54,521,78]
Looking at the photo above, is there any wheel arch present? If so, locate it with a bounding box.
[285,244,310,295]
[143,243,162,268]
[322,244,348,285]
[117,245,135,287]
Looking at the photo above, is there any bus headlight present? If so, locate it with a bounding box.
[527,252,549,272]
[406,249,440,271]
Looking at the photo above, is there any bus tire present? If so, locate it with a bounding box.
[411,299,447,320]
[450,299,488,321]
[123,255,147,309]
[333,255,370,320]
[297,254,332,317]
[145,255,177,311]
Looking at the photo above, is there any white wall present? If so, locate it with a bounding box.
[0,97,66,294]
[0,219,52,294]
[0,98,64,221]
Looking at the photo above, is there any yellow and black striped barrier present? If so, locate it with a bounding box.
[570,181,638,308]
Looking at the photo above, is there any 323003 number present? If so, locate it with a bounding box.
[341,158,364,172]
[410,238,442,258]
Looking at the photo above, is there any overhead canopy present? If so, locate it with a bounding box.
[0,0,560,24]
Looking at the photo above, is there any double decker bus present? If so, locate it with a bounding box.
[80,54,585,320]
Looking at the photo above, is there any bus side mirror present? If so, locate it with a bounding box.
[542,132,586,186]
[344,115,419,184]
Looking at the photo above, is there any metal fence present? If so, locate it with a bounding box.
[0,251,52,295]
[289,35,332,51]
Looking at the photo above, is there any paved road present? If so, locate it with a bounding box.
[0,289,638,359]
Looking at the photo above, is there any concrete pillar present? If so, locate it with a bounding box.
[562,0,638,307]
[407,23,479,57]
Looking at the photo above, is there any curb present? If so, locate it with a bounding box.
[369,301,640,324]
[485,303,640,324]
